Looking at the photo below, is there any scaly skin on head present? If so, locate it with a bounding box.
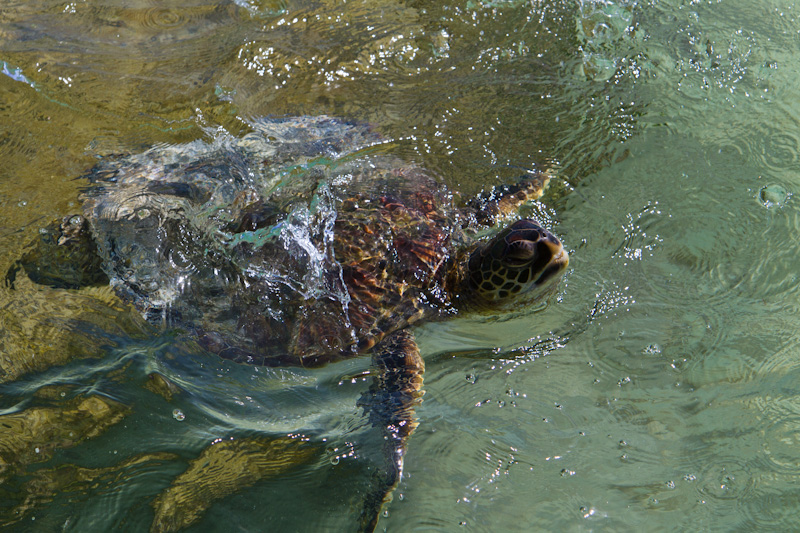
[445,217,568,312]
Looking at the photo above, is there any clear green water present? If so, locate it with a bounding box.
[2,0,800,530]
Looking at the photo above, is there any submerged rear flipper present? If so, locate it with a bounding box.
[150,437,318,533]
[358,329,425,532]
[6,215,108,289]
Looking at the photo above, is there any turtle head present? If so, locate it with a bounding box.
[466,219,568,307]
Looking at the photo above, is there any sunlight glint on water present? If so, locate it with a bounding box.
[2,0,800,531]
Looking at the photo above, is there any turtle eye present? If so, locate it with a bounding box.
[505,239,537,263]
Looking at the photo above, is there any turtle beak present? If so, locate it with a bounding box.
[533,237,569,288]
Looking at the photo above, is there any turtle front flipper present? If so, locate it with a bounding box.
[358,329,425,532]
[6,215,108,289]
[464,169,552,227]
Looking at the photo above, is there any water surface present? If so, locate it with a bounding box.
[2,0,800,531]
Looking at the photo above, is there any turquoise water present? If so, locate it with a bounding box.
[2,0,800,530]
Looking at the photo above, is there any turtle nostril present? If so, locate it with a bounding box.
[542,236,565,259]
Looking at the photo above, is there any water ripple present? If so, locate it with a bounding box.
[695,457,756,503]
[701,118,800,176]
[136,7,187,30]
[760,128,800,172]
[735,487,800,531]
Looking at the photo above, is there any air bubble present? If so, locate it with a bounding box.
[172,409,185,421]
[758,184,790,208]
[643,343,661,355]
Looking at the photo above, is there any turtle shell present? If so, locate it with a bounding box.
[81,117,463,366]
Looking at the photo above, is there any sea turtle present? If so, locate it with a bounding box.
[10,116,568,531]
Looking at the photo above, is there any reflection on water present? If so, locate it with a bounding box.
[2,0,800,531]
